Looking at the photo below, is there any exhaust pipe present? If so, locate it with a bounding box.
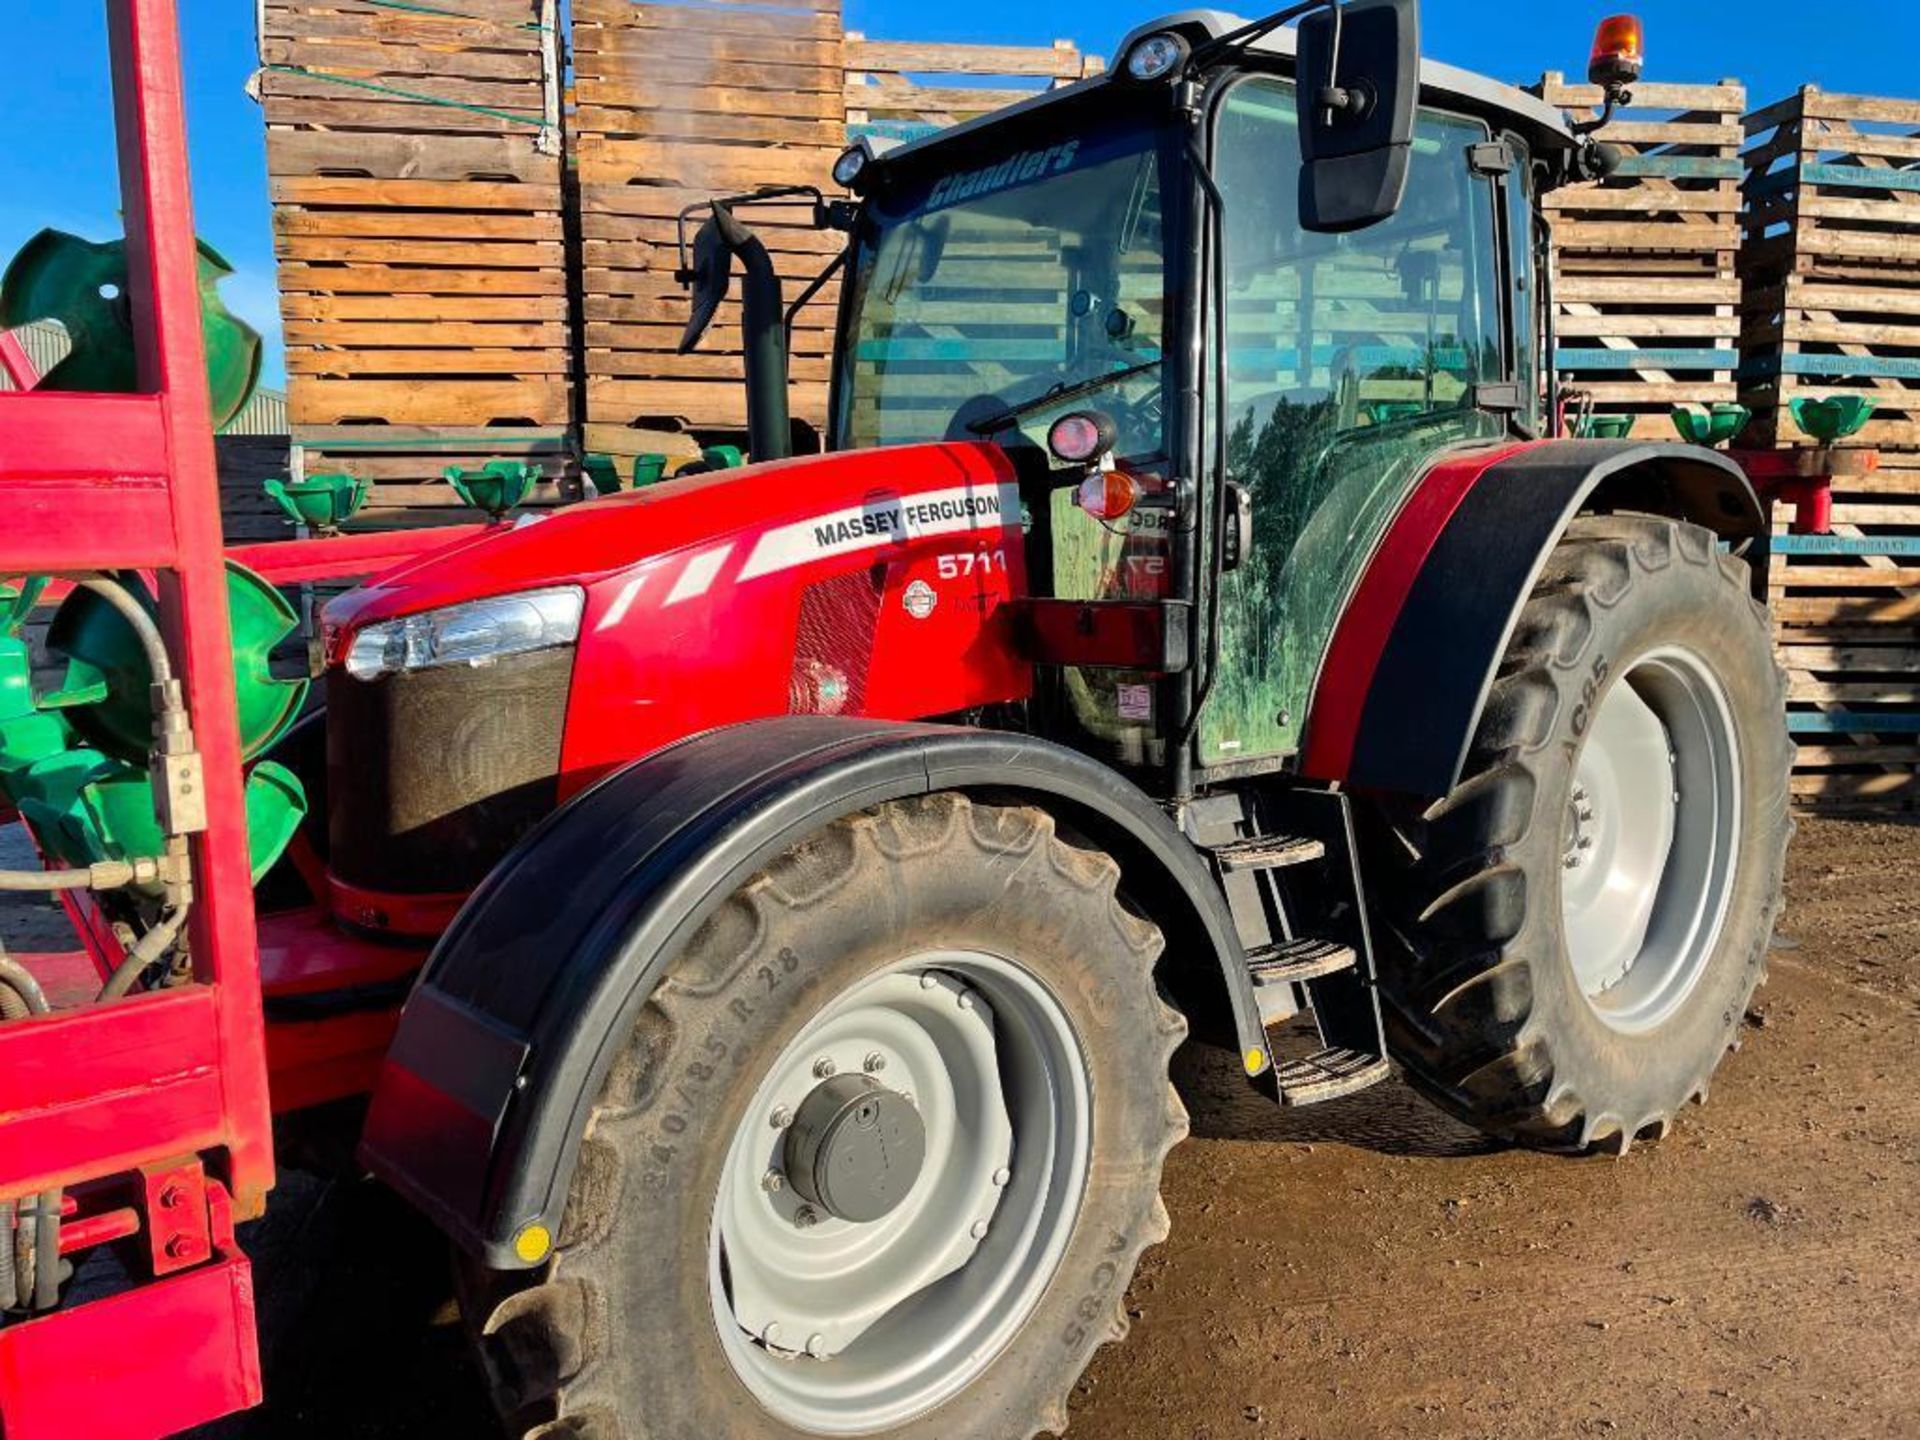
[679,203,792,463]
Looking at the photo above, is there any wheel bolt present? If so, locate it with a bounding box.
[992,1167,1011,1187]
[812,1057,836,1079]
[761,1169,784,1194]
[805,1333,828,1358]
[863,1052,887,1074]
[920,974,939,990]
[794,1205,819,1229]
[770,1105,794,1130]
[969,1220,990,1240]
[763,1321,784,1346]
[957,991,976,1011]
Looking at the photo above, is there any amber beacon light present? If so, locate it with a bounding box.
[1588,14,1646,89]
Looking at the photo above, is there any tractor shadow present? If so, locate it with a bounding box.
[1171,1023,1505,1159]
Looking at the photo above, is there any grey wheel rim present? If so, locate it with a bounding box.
[710,950,1092,1435]
[1561,645,1741,1035]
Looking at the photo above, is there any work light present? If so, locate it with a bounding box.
[1122,31,1189,83]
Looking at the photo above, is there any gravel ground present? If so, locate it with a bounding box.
[4,816,1915,1438]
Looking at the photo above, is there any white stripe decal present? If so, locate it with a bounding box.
[665,544,732,606]
[737,481,1022,582]
[596,574,646,631]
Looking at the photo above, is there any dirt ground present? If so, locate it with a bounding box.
[4,817,1917,1438]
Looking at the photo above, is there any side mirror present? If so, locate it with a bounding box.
[1296,0,1420,234]
[676,215,733,354]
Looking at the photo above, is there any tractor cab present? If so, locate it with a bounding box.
[787,4,1592,782]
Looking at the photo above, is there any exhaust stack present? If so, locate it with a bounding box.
[677,203,792,463]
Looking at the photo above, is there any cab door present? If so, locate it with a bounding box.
[1202,77,1510,768]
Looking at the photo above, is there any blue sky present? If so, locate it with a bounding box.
[4,1,1916,389]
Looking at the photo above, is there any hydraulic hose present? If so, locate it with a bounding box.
[59,573,175,690]
[0,940,60,1314]
[99,907,189,1002]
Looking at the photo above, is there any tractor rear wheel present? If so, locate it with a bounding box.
[462,793,1187,1439]
[1363,515,1792,1151]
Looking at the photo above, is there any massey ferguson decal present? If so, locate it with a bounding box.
[738,482,1021,580]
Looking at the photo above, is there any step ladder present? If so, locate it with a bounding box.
[1193,791,1392,1107]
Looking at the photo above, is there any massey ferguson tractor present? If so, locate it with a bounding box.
[0,2,1790,1437]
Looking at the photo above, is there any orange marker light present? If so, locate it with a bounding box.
[1588,14,1645,89]
[1076,467,1139,522]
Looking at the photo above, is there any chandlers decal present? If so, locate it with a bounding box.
[925,141,1081,211]
[738,482,1021,581]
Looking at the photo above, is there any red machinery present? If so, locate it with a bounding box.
[1,5,1801,1438]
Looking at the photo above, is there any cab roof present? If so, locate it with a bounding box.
[875,7,1575,170]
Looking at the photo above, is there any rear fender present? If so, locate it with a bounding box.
[1302,439,1765,798]
[358,716,1263,1268]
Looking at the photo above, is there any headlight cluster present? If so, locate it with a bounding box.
[344,587,585,681]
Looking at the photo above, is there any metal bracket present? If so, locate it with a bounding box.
[140,1158,212,1278]
[1468,140,1516,176]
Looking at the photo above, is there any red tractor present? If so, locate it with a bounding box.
[0,3,1790,1437]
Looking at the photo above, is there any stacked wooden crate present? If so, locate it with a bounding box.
[1538,73,1746,438]
[1741,88,1920,811]
[571,0,846,470]
[259,0,573,519]
[845,35,1101,144]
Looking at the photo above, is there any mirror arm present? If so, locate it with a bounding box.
[1191,0,1343,70]
[785,247,848,355]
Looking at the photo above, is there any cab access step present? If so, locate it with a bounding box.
[1187,790,1392,1107]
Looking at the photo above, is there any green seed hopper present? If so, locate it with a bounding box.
[0,565,309,890]
[0,229,263,431]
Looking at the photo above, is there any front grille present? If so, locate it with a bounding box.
[327,646,574,895]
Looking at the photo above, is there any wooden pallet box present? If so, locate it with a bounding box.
[260,0,570,442]
[1767,453,1920,813]
[1740,87,1920,450]
[1538,73,1746,439]
[571,0,845,457]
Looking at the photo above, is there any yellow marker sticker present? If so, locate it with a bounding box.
[1243,1048,1266,1075]
[513,1223,553,1264]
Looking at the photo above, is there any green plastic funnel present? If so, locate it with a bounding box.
[264,473,368,533]
[1789,395,1877,444]
[45,560,307,766]
[1574,413,1635,439]
[633,454,670,487]
[0,229,264,430]
[1669,403,1751,447]
[34,756,306,892]
[582,454,622,497]
[445,460,538,520]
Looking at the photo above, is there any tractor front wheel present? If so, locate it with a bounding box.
[1364,515,1792,1151]
[463,793,1187,1439]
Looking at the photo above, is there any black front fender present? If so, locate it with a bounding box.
[358,716,1261,1268]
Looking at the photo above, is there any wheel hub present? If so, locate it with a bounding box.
[783,1073,927,1223]
[711,953,1090,1433]
[1560,647,1741,1034]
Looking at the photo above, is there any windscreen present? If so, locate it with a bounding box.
[835,117,1172,462]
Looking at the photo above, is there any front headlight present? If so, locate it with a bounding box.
[344,587,584,681]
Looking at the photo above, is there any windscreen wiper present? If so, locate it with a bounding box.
[965,359,1162,436]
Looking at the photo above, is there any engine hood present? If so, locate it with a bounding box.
[323,441,1018,638]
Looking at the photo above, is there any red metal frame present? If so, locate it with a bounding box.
[0,3,270,1431]
[0,329,39,389]
[1730,446,1877,537]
